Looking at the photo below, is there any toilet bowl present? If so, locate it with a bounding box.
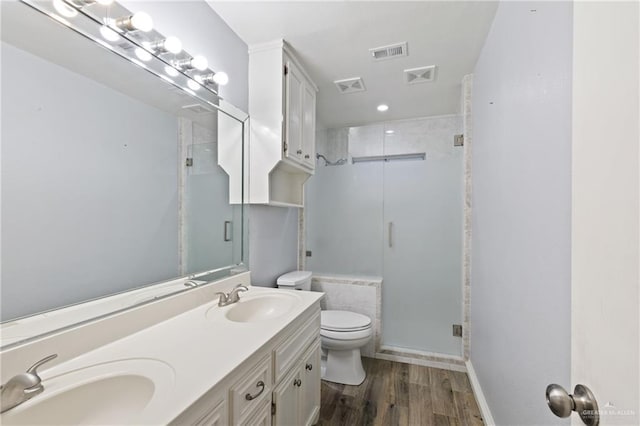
[320,310,372,385]
[277,271,373,386]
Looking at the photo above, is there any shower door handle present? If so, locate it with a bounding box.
[388,222,393,248]
[224,221,232,242]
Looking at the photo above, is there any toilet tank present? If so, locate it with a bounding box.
[277,271,312,290]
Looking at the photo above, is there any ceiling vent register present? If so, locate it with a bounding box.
[334,77,366,94]
[369,42,408,61]
[404,65,437,84]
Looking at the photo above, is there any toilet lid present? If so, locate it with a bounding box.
[321,310,372,331]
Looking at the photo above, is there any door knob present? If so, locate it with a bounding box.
[546,384,599,426]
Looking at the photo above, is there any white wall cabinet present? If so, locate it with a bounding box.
[245,39,318,207]
[171,307,321,426]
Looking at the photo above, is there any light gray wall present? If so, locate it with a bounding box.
[470,2,572,425]
[1,42,180,320]
[248,206,299,287]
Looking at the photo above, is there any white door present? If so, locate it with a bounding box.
[568,2,639,426]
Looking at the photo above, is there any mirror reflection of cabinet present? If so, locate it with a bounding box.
[239,39,318,207]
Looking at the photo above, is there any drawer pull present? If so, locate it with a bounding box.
[294,378,302,387]
[245,381,265,401]
[305,363,313,371]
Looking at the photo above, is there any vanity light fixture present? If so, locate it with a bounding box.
[53,0,78,18]
[196,72,229,86]
[377,104,389,112]
[113,11,153,32]
[174,55,208,71]
[148,36,182,55]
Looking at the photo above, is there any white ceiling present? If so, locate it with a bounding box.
[208,1,498,129]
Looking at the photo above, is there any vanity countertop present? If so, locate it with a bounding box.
[2,285,323,424]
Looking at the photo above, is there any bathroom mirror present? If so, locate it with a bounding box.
[0,0,248,348]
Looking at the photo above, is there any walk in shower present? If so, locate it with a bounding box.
[305,115,464,356]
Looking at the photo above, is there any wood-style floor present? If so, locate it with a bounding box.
[317,357,484,426]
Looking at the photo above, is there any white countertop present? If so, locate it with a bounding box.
[2,286,323,424]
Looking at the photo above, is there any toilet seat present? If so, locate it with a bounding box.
[321,310,371,332]
[320,326,372,341]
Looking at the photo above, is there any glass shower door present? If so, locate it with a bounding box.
[381,118,464,356]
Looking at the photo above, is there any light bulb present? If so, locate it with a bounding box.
[212,72,229,86]
[164,65,179,77]
[53,0,78,18]
[135,47,152,62]
[187,79,200,91]
[377,104,389,112]
[130,11,153,31]
[99,25,120,42]
[95,0,113,4]
[163,36,182,54]
[191,55,208,71]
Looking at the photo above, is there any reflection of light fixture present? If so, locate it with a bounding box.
[187,79,201,91]
[114,11,153,32]
[99,25,121,42]
[53,0,78,18]
[134,47,152,62]
[164,65,179,77]
[196,72,229,86]
[148,36,182,54]
[174,55,208,71]
[385,130,395,134]
[377,104,389,112]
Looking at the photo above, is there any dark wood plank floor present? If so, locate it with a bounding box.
[317,357,483,426]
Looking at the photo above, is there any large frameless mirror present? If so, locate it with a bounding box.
[0,0,248,349]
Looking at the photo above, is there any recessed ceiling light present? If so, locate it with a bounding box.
[385,130,395,134]
[377,104,389,112]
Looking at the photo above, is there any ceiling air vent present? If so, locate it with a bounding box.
[369,42,408,61]
[334,77,366,94]
[404,65,437,85]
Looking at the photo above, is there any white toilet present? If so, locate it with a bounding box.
[277,271,373,386]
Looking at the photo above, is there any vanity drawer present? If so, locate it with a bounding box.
[274,310,320,382]
[229,355,272,424]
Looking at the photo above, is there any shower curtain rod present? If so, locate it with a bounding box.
[351,153,426,164]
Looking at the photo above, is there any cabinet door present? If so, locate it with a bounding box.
[301,83,316,170]
[285,60,304,165]
[300,340,321,426]
[272,370,300,426]
[242,400,272,426]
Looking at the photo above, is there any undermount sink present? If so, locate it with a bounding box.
[206,290,302,323]
[1,359,174,425]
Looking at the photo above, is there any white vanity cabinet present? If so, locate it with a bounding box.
[245,39,319,207]
[170,305,321,426]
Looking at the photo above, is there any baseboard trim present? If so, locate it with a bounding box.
[375,346,466,372]
[465,360,496,426]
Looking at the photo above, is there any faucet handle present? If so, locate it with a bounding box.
[215,291,229,306]
[26,354,57,376]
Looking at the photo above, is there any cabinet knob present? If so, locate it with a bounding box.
[304,154,310,159]
[305,363,313,371]
[293,378,302,387]
[296,149,303,155]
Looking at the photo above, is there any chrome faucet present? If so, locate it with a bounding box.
[215,284,248,307]
[1,354,57,413]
